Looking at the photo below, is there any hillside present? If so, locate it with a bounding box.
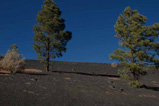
[25,60,121,75]
[0,60,159,106]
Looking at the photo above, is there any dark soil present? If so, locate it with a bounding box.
[0,60,159,106]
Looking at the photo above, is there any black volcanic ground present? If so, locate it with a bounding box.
[0,60,159,106]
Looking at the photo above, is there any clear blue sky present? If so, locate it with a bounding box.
[0,0,159,63]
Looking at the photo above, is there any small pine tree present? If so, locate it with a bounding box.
[110,7,159,82]
[33,0,72,71]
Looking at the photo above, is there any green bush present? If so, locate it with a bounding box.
[128,80,143,88]
[118,67,131,80]
[118,66,148,81]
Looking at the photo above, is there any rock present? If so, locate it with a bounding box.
[119,88,124,92]
[25,82,31,85]
[108,80,114,83]
[72,68,76,71]
[111,63,118,68]
[108,85,115,89]
[35,78,38,81]
[31,78,38,82]
[31,79,34,81]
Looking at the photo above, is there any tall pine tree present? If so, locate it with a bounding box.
[110,7,159,81]
[33,0,72,71]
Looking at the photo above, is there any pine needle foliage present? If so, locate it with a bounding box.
[33,0,72,71]
[128,80,143,88]
[110,7,159,81]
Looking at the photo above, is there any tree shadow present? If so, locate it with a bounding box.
[14,71,48,76]
[0,71,48,76]
[140,85,159,91]
[0,72,9,75]
[52,70,120,78]
[0,72,48,76]
[26,73,48,76]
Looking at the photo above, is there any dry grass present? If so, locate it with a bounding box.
[39,85,47,90]
[0,69,11,74]
[139,94,156,98]
[23,69,43,73]
[152,81,159,84]
[64,77,71,80]
[107,77,120,80]
[23,89,35,95]
[0,69,43,74]
[152,81,159,86]
[106,91,114,95]
[106,90,131,96]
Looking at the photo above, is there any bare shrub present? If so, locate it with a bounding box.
[0,50,25,73]
[0,55,4,69]
[111,63,118,68]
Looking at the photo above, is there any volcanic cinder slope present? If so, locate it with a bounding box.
[0,60,159,106]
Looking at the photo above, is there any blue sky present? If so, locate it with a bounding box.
[0,0,159,63]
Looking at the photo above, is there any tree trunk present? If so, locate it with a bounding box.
[130,49,135,63]
[130,49,136,80]
[130,70,137,80]
[46,40,50,71]
[46,50,50,71]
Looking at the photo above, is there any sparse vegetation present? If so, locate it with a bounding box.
[0,44,25,73]
[1,1,159,105]
[33,0,72,71]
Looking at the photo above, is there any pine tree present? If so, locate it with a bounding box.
[33,0,72,71]
[110,7,159,81]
